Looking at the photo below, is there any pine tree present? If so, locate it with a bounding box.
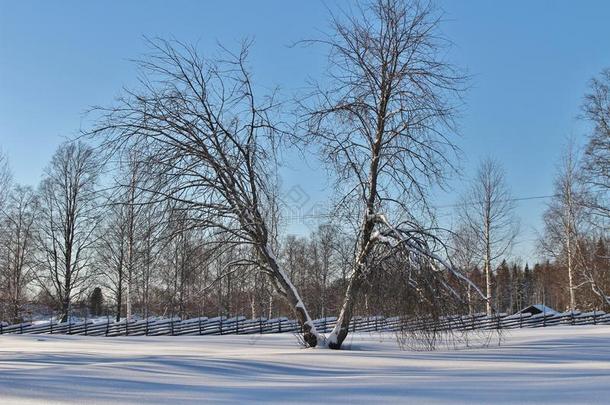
[510,264,523,313]
[495,260,512,313]
[523,263,533,307]
[89,287,104,317]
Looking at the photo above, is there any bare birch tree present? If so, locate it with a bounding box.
[458,158,518,315]
[0,151,12,320]
[137,202,165,317]
[450,224,482,314]
[122,154,143,319]
[89,39,320,346]
[581,237,610,308]
[302,0,485,349]
[541,144,587,311]
[582,68,610,226]
[35,142,100,322]
[105,153,143,320]
[96,201,128,321]
[580,69,610,304]
[0,186,38,322]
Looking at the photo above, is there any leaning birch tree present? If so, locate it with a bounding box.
[302,0,486,349]
[89,39,320,346]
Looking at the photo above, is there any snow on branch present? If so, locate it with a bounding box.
[370,212,488,302]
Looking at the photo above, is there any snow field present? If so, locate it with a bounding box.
[1,326,610,404]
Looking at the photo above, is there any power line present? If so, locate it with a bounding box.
[280,194,560,220]
[434,194,559,210]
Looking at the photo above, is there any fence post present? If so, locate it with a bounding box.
[219,318,223,335]
[519,313,523,328]
[105,311,109,336]
[170,319,174,336]
[198,317,202,335]
[236,317,239,335]
[259,317,263,334]
[20,322,23,334]
[68,321,71,335]
[278,319,282,333]
[146,318,149,336]
[126,319,129,336]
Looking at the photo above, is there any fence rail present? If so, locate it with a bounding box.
[2,310,610,337]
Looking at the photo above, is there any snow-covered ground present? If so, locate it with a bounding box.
[1,326,609,404]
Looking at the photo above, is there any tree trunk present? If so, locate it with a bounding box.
[116,272,123,322]
[60,295,70,323]
[327,216,375,349]
[485,204,493,316]
[566,227,576,311]
[327,267,364,349]
[485,259,492,315]
[61,267,72,323]
[258,244,319,347]
[467,285,473,315]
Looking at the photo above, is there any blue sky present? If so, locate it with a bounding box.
[1,1,610,263]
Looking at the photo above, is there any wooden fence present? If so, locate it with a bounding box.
[1,310,609,337]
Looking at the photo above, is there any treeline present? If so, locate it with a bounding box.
[0,147,607,326]
[464,240,609,315]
